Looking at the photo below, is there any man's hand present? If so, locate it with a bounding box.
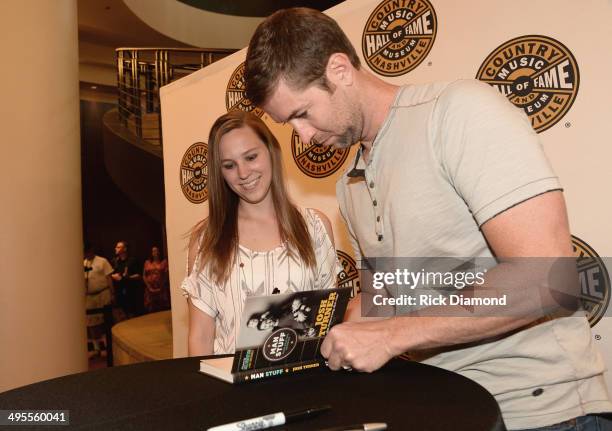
[321,320,396,373]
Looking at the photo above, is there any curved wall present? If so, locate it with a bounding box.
[123,0,262,49]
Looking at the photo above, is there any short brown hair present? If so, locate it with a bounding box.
[245,7,360,107]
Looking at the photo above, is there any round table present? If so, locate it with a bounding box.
[0,357,505,430]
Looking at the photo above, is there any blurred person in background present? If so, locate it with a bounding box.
[111,240,143,318]
[84,242,113,356]
[143,245,170,312]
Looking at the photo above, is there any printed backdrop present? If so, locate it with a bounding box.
[160,0,612,389]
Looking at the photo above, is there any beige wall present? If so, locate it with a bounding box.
[0,0,87,391]
[161,0,612,389]
[123,0,263,49]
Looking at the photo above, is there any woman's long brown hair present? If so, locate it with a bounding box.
[190,110,316,285]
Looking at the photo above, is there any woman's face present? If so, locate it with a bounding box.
[151,247,160,258]
[218,126,273,206]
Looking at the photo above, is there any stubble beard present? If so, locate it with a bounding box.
[330,126,359,149]
[319,111,363,150]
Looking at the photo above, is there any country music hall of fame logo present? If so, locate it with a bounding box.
[476,35,580,133]
[226,62,264,117]
[179,142,208,204]
[362,0,437,77]
[336,250,360,297]
[290,131,349,179]
[572,235,610,327]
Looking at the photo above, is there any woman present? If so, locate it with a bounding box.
[181,110,339,355]
[143,245,169,312]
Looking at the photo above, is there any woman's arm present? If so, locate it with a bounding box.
[187,299,215,356]
[142,260,150,287]
[309,208,340,291]
[185,230,215,356]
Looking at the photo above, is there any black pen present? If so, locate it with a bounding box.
[316,423,387,431]
[207,405,331,431]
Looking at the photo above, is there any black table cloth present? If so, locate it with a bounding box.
[0,356,505,430]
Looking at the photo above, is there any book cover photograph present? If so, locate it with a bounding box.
[200,287,352,383]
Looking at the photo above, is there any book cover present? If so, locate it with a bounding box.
[200,287,352,383]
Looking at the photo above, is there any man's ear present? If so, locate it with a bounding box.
[325,53,354,87]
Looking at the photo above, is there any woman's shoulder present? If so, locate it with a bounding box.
[187,221,207,274]
[304,207,331,224]
[304,207,335,245]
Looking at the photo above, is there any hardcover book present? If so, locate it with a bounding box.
[199,287,352,383]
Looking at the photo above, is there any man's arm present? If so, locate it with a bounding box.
[321,191,575,372]
[111,270,122,282]
[127,260,142,280]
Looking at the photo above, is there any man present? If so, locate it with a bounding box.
[244,7,612,430]
[84,243,113,356]
[111,241,143,318]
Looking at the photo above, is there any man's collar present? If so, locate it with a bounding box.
[347,85,403,179]
[347,146,365,178]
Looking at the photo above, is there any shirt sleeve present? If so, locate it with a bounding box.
[180,264,218,318]
[305,208,341,290]
[432,79,561,226]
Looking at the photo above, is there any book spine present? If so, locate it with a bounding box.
[234,358,326,383]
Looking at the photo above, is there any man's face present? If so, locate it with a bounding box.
[263,78,361,150]
[115,242,126,256]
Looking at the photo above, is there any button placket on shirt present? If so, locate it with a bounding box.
[360,87,400,245]
[364,164,384,242]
